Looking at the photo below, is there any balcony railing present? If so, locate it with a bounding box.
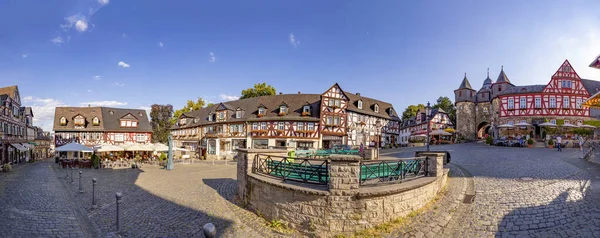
[253,154,329,185]
[359,157,428,185]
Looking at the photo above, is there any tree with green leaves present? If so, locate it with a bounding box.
[240,82,276,99]
[401,104,425,120]
[150,104,174,143]
[432,96,456,125]
[171,97,206,124]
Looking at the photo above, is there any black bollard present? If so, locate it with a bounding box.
[78,171,83,193]
[92,178,98,209]
[203,223,216,238]
[71,167,74,184]
[116,192,122,233]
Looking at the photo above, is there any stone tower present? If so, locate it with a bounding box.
[454,73,477,141]
[490,66,514,130]
[474,69,493,138]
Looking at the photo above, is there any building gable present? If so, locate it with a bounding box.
[590,55,600,70]
[542,60,589,96]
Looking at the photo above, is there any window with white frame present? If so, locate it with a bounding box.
[120,120,126,127]
[280,106,288,114]
[297,122,304,131]
[252,123,258,131]
[208,113,213,121]
[92,117,99,125]
[535,97,541,108]
[576,98,582,109]
[230,124,236,132]
[520,97,526,109]
[236,110,242,118]
[132,121,137,127]
[60,117,67,125]
[334,116,340,125]
[258,107,265,115]
[238,124,244,132]
[562,80,572,88]
[261,122,266,130]
[327,116,333,125]
[508,98,514,109]
[550,97,556,108]
[358,100,363,109]
[115,134,124,142]
[136,134,146,142]
[551,119,556,125]
[303,105,310,113]
[278,122,284,130]
[218,112,225,120]
[563,97,570,108]
[308,123,314,131]
[374,104,379,113]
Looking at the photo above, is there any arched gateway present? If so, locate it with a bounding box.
[477,121,491,139]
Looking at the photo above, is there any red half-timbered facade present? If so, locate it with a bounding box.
[53,107,152,147]
[319,84,348,148]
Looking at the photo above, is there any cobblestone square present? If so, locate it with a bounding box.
[2,144,600,237]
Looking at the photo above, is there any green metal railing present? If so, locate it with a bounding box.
[359,157,428,185]
[253,154,329,185]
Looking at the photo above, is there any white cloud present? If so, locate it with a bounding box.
[93,75,101,80]
[209,52,215,62]
[61,14,85,31]
[98,0,110,6]
[159,41,164,48]
[80,101,128,107]
[23,97,67,131]
[75,19,88,32]
[112,82,125,87]
[87,89,92,93]
[118,61,130,68]
[289,33,300,47]
[219,94,240,101]
[21,54,28,58]
[50,36,64,45]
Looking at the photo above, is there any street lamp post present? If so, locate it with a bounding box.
[376,119,382,159]
[425,102,432,152]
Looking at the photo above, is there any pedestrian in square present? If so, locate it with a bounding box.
[579,136,585,152]
[556,136,562,152]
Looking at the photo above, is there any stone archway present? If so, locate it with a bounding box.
[477,122,491,139]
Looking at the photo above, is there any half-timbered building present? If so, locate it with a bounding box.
[399,108,453,144]
[53,107,152,147]
[171,83,400,159]
[0,85,32,165]
[455,59,600,140]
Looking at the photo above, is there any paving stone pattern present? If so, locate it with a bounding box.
[385,143,600,237]
[0,159,92,237]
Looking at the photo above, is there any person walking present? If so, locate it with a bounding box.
[359,143,364,158]
[556,136,562,152]
[579,136,585,152]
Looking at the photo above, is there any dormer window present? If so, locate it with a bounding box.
[92,117,99,126]
[60,117,67,126]
[279,105,288,116]
[120,120,138,127]
[389,109,394,116]
[258,107,265,116]
[208,113,213,122]
[74,116,85,126]
[194,118,199,123]
[236,110,242,119]
[374,104,379,113]
[180,118,186,125]
[358,100,363,109]
[303,105,310,113]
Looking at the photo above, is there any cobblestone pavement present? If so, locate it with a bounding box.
[0,159,93,237]
[52,161,284,237]
[384,143,600,237]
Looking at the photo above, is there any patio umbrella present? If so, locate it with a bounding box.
[496,124,515,128]
[561,123,579,128]
[94,143,124,152]
[430,129,452,136]
[514,122,532,127]
[538,122,557,127]
[121,144,154,151]
[580,124,596,129]
[152,143,169,152]
[55,142,94,152]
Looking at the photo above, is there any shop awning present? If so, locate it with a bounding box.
[22,143,35,149]
[10,143,28,152]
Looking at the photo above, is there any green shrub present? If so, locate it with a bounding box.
[159,152,167,162]
[527,138,534,145]
[90,154,100,168]
[486,136,492,144]
[3,163,11,172]
[548,140,554,145]
[584,120,600,127]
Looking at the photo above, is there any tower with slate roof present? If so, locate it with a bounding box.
[454,73,477,140]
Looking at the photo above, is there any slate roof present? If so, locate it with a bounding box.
[345,92,401,121]
[53,107,152,132]
[496,67,511,84]
[580,79,600,95]
[172,94,322,129]
[457,74,473,90]
[0,85,18,99]
[498,85,546,96]
[20,107,33,117]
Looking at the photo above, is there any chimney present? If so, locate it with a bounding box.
[356,93,360,96]
[88,104,91,107]
[298,91,301,94]
[279,92,283,95]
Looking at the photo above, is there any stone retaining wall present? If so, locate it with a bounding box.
[237,149,449,235]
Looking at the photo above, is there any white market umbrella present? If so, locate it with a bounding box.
[538,122,557,127]
[121,144,154,151]
[152,143,169,152]
[580,124,596,129]
[55,142,94,152]
[430,129,452,136]
[514,122,532,127]
[411,134,427,138]
[174,147,190,152]
[561,123,579,128]
[497,124,515,128]
[94,143,125,152]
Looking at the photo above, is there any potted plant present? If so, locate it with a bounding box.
[527,138,534,148]
[547,139,554,148]
[486,136,493,145]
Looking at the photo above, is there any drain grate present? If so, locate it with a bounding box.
[463,194,475,204]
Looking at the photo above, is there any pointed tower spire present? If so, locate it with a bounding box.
[487,68,489,78]
[458,73,473,89]
[496,66,511,84]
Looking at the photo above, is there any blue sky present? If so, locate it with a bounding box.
[2,0,600,131]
